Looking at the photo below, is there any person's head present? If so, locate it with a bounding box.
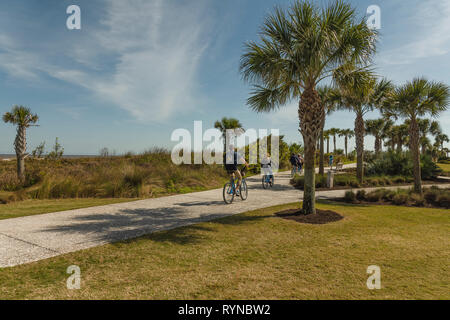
[267,152,271,158]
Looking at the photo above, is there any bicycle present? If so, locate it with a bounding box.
[262,174,274,189]
[223,168,248,204]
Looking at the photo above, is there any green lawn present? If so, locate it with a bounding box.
[438,163,450,174]
[0,198,135,220]
[0,201,448,299]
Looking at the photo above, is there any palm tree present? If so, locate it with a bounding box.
[386,78,450,194]
[365,119,385,155]
[328,128,341,153]
[339,129,354,157]
[3,106,39,181]
[324,130,331,154]
[330,73,393,183]
[214,117,244,151]
[435,132,449,155]
[240,0,376,214]
[380,118,394,151]
[413,119,441,154]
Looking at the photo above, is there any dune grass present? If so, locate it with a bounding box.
[0,201,448,300]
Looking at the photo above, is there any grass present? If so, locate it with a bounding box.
[0,202,448,299]
[0,149,230,202]
[0,198,135,220]
[438,163,450,176]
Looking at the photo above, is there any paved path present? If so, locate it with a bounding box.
[0,164,448,268]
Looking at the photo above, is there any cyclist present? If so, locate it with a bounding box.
[224,145,248,195]
[261,152,274,180]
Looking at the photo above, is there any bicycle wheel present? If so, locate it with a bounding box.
[269,176,274,187]
[240,179,248,200]
[262,175,269,189]
[223,182,235,204]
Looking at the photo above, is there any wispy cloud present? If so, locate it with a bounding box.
[378,1,450,65]
[0,0,213,123]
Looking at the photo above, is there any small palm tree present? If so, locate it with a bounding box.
[214,117,245,151]
[323,130,331,154]
[386,77,450,194]
[365,119,385,155]
[328,128,341,153]
[3,106,39,181]
[414,119,441,154]
[240,0,376,214]
[339,129,354,157]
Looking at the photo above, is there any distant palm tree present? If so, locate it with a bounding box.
[318,86,335,175]
[214,117,244,151]
[240,0,376,214]
[330,72,393,182]
[386,77,450,194]
[339,129,354,157]
[328,128,341,153]
[365,119,385,155]
[435,132,449,154]
[380,118,394,151]
[413,119,441,154]
[3,105,39,181]
[323,130,331,154]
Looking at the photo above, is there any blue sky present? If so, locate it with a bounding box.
[0,0,449,154]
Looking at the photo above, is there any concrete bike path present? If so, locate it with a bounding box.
[0,163,447,268]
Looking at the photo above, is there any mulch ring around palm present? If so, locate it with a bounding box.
[275,209,344,225]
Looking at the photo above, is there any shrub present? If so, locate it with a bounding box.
[410,193,425,207]
[344,191,356,203]
[421,155,443,180]
[366,190,382,202]
[436,194,450,208]
[356,190,366,201]
[424,188,439,204]
[392,194,408,205]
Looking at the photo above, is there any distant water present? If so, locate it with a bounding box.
[1,154,98,160]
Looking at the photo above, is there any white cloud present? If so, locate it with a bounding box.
[379,1,450,65]
[0,0,213,123]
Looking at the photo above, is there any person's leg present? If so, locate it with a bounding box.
[235,170,242,191]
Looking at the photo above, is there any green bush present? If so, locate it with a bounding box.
[436,194,450,208]
[344,191,356,203]
[356,190,366,201]
[392,194,408,205]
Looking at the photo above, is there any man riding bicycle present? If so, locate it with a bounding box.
[224,145,248,195]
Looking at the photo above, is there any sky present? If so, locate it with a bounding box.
[0,0,449,155]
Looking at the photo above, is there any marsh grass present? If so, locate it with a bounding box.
[0,149,229,203]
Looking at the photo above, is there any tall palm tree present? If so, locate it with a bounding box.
[240,0,376,214]
[330,73,393,182]
[3,106,39,181]
[365,119,385,155]
[386,78,450,194]
[339,129,354,157]
[214,117,245,151]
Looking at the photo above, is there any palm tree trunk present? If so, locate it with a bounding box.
[355,112,365,183]
[409,118,422,194]
[319,129,324,175]
[344,136,348,157]
[333,136,336,153]
[298,86,324,215]
[14,126,27,182]
[326,139,329,154]
[375,136,381,155]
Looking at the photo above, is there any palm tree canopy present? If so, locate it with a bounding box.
[386,77,450,119]
[3,105,39,127]
[339,128,354,138]
[240,0,377,112]
[365,119,385,136]
[214,117,245,139]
